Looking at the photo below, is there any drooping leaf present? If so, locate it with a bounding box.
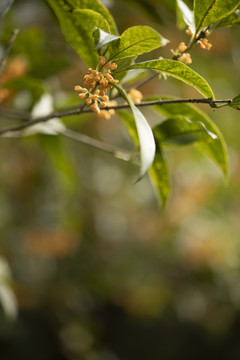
[194,0,240,33]
[214,9,240,28]
[156,115,217,145]
[108,26,168,61]
[93,27,120,50]
[229,94,240,110]
[176,0,195,33]
[113,84,156,178]
[118,109,170,207]
[148,142,170,208]
[46,0,117,67]
[150,96,228,181]
[0,0,14,19]
[128,59,214,99]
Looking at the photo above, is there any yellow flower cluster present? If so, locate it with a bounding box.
[74,56,119,120]
[128,88,143,104]
[180,52,192,64]
[198,38,212,50]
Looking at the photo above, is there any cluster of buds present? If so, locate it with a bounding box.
[197,38,212,50]
[177,41,192,64]
[128,88,143,104]
[74,56,119,119]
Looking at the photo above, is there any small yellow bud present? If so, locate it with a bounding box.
[85,98,92,105]
[178,42,187,52]
[74,85,82,92]
[78,93,86,99]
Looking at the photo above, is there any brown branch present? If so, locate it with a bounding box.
[0,98,235,137]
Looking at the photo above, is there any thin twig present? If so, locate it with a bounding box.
[0,29,19,74]
[62,129,131,161]
[0,98,235,137]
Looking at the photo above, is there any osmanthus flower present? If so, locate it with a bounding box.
[74,56,119,120]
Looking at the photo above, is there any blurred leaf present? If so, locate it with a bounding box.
[93,27,119,50]
[214,9,240,28]
[156,115,217,145]
[194,0,240,33]
[6,75,46,106]
[46,0,117,67]
[114,86,156,179]
[151,96,228,181]
[128,59,214,99]
[229,94,240,110]
[108,26,168,61]
[176,0,195,33]
[0,0,14,19]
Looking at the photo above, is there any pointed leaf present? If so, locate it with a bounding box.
[108,26,169,61]
[46,0,117,67]
[150,96,228,181]
[229,94,240,110]
[176,0,195,33]
[156,116,217,145]
[118,110,170,207]
[113,84,156,178]
[128,59,214,99]
[93,27,120,50]
[194,0,240,33]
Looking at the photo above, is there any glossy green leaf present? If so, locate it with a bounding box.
[118,110,170,207]
[150,97,228,181]
[156,116,217,145]
[176,0,195,33]
[113,84,156,178]
[0,0,14,19]
[128,59,214,99]
[108,26,168,61]
[149,143,170,208]
[214,9,240,28]
[93,27,120,50]
[194,0,240,33]
[229,94,240,110]
[46,0,117,67]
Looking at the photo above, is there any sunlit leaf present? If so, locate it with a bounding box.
[108,26,168,61]
[176,0,195,33]
[46,0,118,67]
[194,0,240,33]
[0,257,17,319]
[150,96,228,181]
[93,27,120,50]
[214,9,240,28]
[156,115,217,145]
[128,59,214,99]
[114,85,156,179]
[0,0,14,19]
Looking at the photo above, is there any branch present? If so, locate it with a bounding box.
[0,29,19,74]
[0,97,235,137]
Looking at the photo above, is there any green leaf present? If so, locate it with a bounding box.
[176,0,195,33]
[46,0,118,67]
[93,27,120,50]
[128,59,214,99]
[229,94,240,110]
[156,115,217,145]
[0,0,14,19]
[216,9,240,28]
[149,143,170,208]
[113,84,156,178]
[150,96,228,181]
[118,110,170,207]
[194,0,240,33]
[108,26,169,61]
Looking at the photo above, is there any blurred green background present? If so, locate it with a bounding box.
[1,0,240,359]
